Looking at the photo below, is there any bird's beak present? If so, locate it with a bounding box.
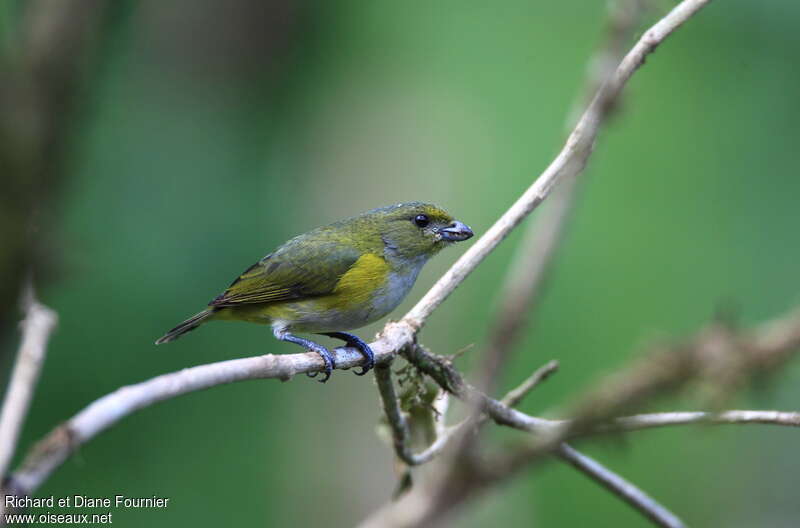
[438,221,474,242]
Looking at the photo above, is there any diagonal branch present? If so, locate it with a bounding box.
[477,0,647,393]
[462,4,673,524]
[400,0,713,330]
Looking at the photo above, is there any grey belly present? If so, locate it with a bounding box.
[282,269,417,334]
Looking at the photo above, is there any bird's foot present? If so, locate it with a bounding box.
[321,332,375,376]
[276,331,336,382]
[306,343,335,383]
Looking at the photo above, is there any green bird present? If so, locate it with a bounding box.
[156,202,473,382]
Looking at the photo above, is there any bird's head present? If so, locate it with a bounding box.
[365,202,474,262]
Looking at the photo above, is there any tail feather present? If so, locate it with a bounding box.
[155,309,215,344]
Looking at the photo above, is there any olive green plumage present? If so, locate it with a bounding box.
[155,202,473,380]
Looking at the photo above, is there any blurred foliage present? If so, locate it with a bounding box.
[2,1,800,526]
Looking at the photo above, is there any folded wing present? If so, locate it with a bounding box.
[209,238,360,307]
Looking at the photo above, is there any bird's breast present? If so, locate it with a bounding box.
[332,252,421,319]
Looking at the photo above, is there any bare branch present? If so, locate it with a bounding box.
[463,360,560,437]
[478,0,646,393]
[7,323,412,495]
[613,410,800,430]
[400,0,713,330]
[0,285,57,483]
[555,443,685,528]
[445,5,678,526]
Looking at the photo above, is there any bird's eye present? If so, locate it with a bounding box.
[413,214,430,228]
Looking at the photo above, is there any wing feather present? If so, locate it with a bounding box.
[209,238,360,307]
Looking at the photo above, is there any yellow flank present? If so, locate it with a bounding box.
[330,253,390,309]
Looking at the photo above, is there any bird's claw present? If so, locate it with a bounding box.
[306,346,335,383]
[321,332,374,376]
[353,352,374,376]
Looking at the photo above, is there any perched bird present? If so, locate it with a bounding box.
[156,202,473,382]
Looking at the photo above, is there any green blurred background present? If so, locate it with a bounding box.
[2,0,800,526]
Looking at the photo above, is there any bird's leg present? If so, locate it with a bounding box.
[276,330,335,382]
[320,332,375,376]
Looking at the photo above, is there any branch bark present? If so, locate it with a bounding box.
[0,285,57,485]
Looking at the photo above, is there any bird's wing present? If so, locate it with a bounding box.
[209,239,361,307]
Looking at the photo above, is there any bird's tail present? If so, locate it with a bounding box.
[155,309,216,345]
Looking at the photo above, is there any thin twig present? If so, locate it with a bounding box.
[555,443,685,528]
[466,360,561,435]
[501,360,559,408]
[613,410,800,430]
[0,285,57,506]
